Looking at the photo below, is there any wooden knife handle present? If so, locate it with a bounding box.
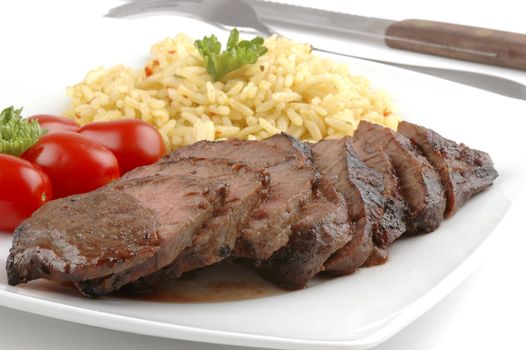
[385,19,526,70]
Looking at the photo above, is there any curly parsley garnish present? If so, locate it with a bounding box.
[0,106,46,156]
[195,28,268,82]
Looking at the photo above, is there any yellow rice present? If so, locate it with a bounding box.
[65,34,399,150]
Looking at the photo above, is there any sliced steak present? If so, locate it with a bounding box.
[77,158,268,295]
[162,134,350,290]
[122,159,271,293]
[165,135,320,261]
[311,138,383,275]
[257,140,351,289]
[354,121,446,233]
[351,135,408,241]
[7,158,232,291]
[398,121,498,217]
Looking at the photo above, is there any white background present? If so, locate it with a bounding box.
[0,1,525,349]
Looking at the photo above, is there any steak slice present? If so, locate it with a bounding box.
[257,139,351,289]
[7,158,231,291]
[351,136,408,240]
[398,121,498,217]
[258,186,350,289]
[312,137,393,275]
[7,190,159,286]
[121,158,271,294]
[165,134,320,260]
[354,121,446,233]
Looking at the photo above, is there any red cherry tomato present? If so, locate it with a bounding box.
[79,119,166,174]
[0,154,53,232]
[22,132,120,199]
[28,114,80,134]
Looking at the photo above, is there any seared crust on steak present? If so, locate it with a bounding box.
[354,121,446,233]
[398,121,498,217]
[351,136,408,242]
[257,139,351,289]
[312,138,388,275]
[7,190,160,286]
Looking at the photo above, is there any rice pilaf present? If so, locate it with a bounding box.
[65,34,399,150]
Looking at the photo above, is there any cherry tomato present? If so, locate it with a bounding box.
[0,154,53,232]
[28,114,80,134]
[22,132,120,199]
[79,119,166,174]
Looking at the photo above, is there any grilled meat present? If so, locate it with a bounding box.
[398,121,498,217]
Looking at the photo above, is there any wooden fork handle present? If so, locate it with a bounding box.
[385,19,526,70]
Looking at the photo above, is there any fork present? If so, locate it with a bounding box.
[106,0,526,101]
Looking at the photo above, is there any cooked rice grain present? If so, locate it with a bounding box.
[65,34,399,150]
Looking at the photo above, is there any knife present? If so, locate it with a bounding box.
[244,0,526,70]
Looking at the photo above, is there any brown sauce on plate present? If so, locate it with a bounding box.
[5,260,284,303]
[116,261,284,303]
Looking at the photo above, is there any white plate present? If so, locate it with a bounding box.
[1,15,525,350]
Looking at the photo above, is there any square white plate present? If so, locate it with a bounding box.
[0,15,524,350]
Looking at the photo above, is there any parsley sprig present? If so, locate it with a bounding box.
[0,106,46,156]
[195,29,268,81]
